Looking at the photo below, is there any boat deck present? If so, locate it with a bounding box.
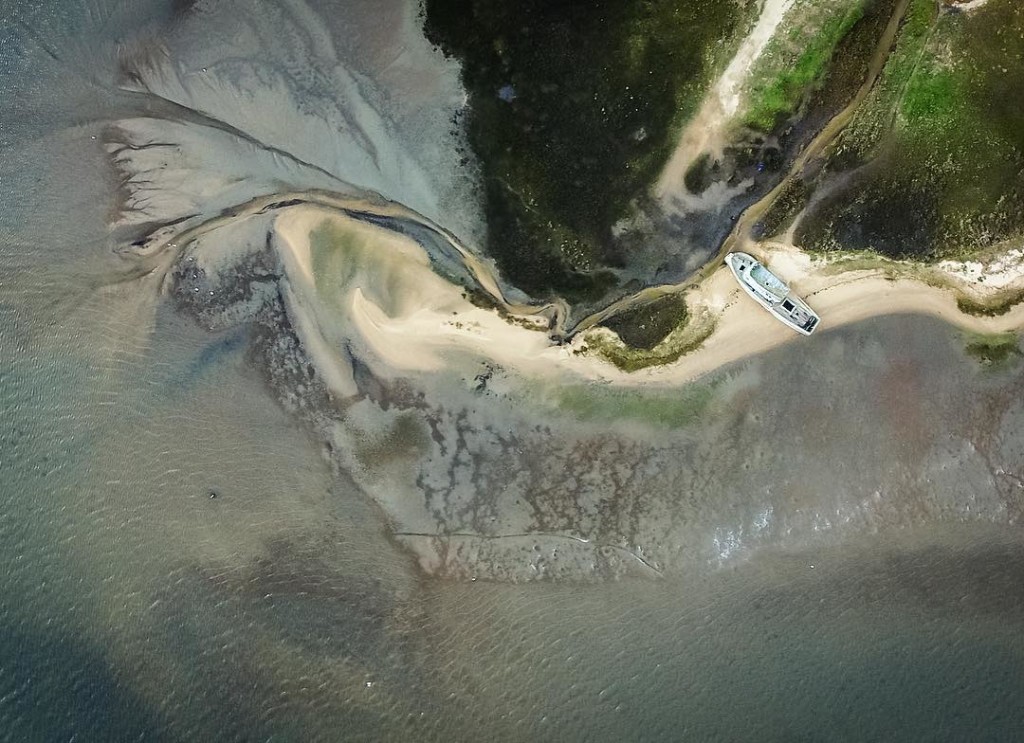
[725,252,820,335]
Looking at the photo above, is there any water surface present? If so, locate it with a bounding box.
[2,1,1024,740]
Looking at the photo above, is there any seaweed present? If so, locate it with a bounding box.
[956,288,1024,319]
[599,294,687,350]
[555,383,715,428]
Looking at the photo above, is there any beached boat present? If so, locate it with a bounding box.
[725,252,820,335]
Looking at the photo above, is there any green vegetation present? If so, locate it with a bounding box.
[956,287,1024,318]
[424,0,749,298]
[585,311,715,373]
[743,0,870,131]
[758,177,810,238]
[802,0,1024,261]
[829,0,938,166]
[900,68,958,129]
[599,295,687,350]
[963,332,1021,367]
[555,382,716,428]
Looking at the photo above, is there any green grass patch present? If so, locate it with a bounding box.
[900,67,958,127]
[743,0,869,131]
[803,0,1024,261]
[963,331,1021,367]
[555,382,716,428]
[599,295,688,350]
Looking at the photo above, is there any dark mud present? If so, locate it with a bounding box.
[423,0,746,299]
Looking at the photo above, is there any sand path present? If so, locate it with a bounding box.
[655,0,797,201]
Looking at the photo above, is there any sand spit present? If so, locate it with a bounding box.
[269,207,624,398]
[273,208,550,384]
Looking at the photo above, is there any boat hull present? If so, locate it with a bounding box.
[725,252,820,335]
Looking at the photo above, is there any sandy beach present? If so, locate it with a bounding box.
[265,202,1024,400]
[567,241,1024,386]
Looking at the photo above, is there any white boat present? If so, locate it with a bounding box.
[724,252,820,335]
